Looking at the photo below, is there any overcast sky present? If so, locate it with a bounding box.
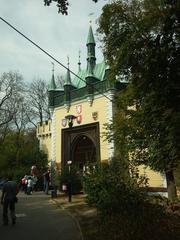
[0,0,107,84]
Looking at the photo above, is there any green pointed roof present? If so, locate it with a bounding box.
[64,68,71,85]
[48,73,57,90]
[72,61,109,89]
[86,25,95,45]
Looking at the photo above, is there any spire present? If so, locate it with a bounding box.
[64,56,71,85]
[86,25,95,45]
[86,22,96,73]
[87,14,95,45]
[49,62,57,90]
[78,50,81,72]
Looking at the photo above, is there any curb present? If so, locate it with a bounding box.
[50,198,84,240]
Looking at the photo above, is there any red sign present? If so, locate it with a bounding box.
[76,115,82,124]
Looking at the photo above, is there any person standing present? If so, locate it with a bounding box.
[27,176,33,195]
[43,170,50,194]
[1,175,19,225]
[21,175,28,193]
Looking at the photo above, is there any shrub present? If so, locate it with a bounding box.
[82,160,180,240]
[60,164,82,194]
[83,160,149,217]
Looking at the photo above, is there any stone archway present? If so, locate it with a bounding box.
[72,135,96,170]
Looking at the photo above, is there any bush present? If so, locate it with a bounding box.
[60,164,82,194]
[83,160,149,217]
[83,160,180,240]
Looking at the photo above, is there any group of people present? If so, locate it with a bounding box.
[21,169,51,195]
[0,173,38,226]
[0,168,53,226]
[21,175,37,195]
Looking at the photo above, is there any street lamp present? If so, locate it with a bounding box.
[65,115,76,202]
[67,160,72,202]
[65,115,77,202]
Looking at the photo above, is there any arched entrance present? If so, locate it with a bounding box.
[61,122,100,167]
[61,123,100,193]
[72,135,96,170]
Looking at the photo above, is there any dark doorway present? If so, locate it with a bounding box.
[61,123,100,193]
[72,135,96,170]
[61,122,100,167]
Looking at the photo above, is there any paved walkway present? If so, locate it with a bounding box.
[0,192,82,240]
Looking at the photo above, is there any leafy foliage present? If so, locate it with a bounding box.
[0,129,48,182]
[43,0,99,15]
[44,0,69,15]
[83,161,149,216]
[83,161,180,239]
[0,71,50,182]
[60,164,82,193]
[98,0,180,200]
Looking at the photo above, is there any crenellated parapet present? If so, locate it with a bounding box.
[36,119,52,137]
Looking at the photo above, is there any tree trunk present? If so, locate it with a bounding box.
[165,170,177,201]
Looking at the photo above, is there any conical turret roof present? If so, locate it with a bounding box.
[64,68,71,85]
[48,73,57,90]
[86,25,95,45]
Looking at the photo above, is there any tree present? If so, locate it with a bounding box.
[98,0,180,200]
[26,78,50,126]
[0,128,48,181]
[43,0,99,15]
[44,0,69,14]
[0,71,23,128]
[0,71,49,181]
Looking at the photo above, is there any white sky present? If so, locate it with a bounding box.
[0,0,107,83]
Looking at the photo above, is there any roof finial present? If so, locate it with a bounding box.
[51,62,55,74]
[49,62,56,90]
[78,50,81,71]
[88,13,94,25]
[67,56,70,69]
[64,56,71,86]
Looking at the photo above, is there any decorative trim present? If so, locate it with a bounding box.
[64,103,70,113]
[50,109,56,162]
[76,115,82,124]
[54,94,106,111]
[148,187,167,192]
[148,188,168,197]
[87,96,93,106]
[92,112,98,121]
[161,172,167,188]
[76,105,82,114]
[61,118,67,127]
[106,90,115,161]
[49,79,127,109]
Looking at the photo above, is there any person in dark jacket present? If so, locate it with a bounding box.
[43,170,50,194]
[1,175,19,225]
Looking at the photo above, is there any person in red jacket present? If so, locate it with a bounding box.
[1,175,19,225]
